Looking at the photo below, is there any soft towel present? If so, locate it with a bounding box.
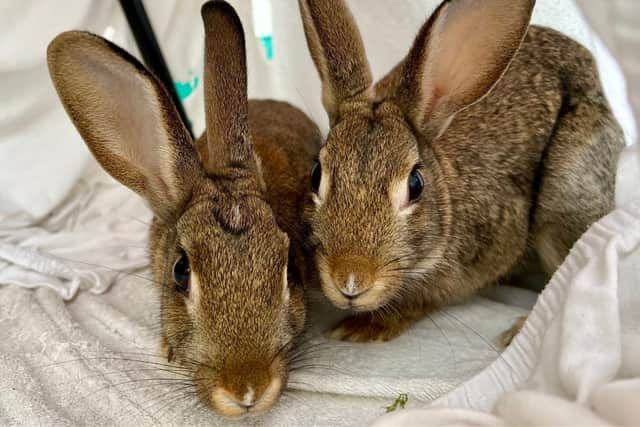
[1,1,639,426]
[374,199,640,427]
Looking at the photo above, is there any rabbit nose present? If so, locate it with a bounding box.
[224,387,255,408]
[338,273,369,299]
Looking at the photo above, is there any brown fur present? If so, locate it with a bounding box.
[299,0,625,342]
[48,1,320,417]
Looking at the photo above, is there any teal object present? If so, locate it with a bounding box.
[174,70,200,101]
[259,36,274,61]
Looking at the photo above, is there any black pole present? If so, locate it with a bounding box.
[118,0,194,139]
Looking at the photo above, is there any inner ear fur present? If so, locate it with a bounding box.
[394,0,535,139]
[47,31,198,215]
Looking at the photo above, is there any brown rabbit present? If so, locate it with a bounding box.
[47,1,320,417]
[299,0,625,342]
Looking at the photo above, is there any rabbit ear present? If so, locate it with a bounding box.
[299,0,373,123]
[47,31,197,215]
[395,0,535,139]
[200,1,256,176]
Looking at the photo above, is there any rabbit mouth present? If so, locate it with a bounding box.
[202,373,284,418]
[321,278,390,312]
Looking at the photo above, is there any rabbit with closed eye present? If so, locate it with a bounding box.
[47,1,320,417]
[299,0,625,343]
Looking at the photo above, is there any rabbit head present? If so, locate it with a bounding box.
[299,0,535,312]
[47,1,305,417]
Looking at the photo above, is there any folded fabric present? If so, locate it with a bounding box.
[0,1,638,426]
[0,164,150,300]
[374,199,640,427]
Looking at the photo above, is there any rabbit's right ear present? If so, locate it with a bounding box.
[298,0,373,124]
[47,31,197,216]
[395,0,535,140]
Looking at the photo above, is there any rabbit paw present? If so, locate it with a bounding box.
[499,316,527,348]
[327,314,409,342]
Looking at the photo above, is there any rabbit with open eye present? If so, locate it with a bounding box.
[299,0,625,343]
[47,1,320,417]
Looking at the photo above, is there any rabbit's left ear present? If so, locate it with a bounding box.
[395,0,535,139]
[47,31,198,216]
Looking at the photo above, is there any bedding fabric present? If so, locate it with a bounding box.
[0,0,639,426]
[375,198,640,427]
[0,166,533,426]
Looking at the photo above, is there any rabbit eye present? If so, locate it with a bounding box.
[408,167,424,202]
[310,161,321,194]
[173,250,191,295]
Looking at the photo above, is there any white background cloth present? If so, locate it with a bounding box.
[0,1,639,426]
[0,0,637,227]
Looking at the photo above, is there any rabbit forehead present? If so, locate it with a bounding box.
[324,114,420,186]
[175,198,289,296]
[311,117,418,256]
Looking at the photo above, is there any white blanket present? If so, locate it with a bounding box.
[1,172,638,426]
[0,164,532,426]
[1,0,639,426]
[375,197,640,427]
